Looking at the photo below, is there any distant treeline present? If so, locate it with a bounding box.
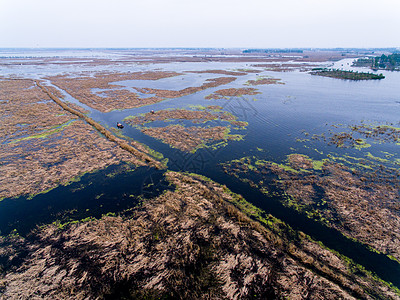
[353,53,400,71]
[310,68,385,80]
[243,49,303,54]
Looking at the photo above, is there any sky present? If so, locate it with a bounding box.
[1,0,399,48]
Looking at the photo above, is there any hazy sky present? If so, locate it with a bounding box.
[1,0,399,48]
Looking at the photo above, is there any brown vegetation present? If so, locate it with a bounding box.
[187,70,248,76]
[205,88,260,100]
[47,73,236,113]
[124,108,246,128]
[251,63,321,72]
[222,155,400,261]
[36,81,163,169]
[141,125,234,152]
[47,71,181,112]
[0,79,160,200]
[246,76,284,85]
[0,79,73,144]
[133,77,237,99]
[124,108,247,152]
[0,172,396,299]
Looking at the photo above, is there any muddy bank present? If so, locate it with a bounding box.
[0,172,397,299]
[222,154,400,261]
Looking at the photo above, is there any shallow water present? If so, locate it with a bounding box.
[1,50,400,286]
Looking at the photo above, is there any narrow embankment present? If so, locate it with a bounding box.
[35,80,164,170]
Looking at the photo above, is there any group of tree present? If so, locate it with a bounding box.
[310,68,385,80]
[353,53,400,71]
[243,49,303,54]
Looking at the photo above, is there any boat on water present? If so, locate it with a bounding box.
[117,122,124,129]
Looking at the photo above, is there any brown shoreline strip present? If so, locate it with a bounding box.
[35,80,164,170]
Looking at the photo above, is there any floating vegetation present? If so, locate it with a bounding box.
[141,125,243,153]
[301,122,400,150]
[222,152,400,261]
[205,87,260,100]
[245,75,284,86]
[124,107,247,153]
[124,107,247,128]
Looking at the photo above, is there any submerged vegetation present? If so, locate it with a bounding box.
[310,68,385,80]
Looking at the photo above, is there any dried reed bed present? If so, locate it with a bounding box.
[1,172,396,299]
[187,70,248,76]
[47,72,236,113]
[0,79,159,199]
[0,120,144,199]
[36,81,163,170]
[47,71,181,112]
[205,87,260,100]
[141,125,234,152]
[0,79,73,144]
[246,77,285,85]
[223,155,400,261]
[125,108,246,127]
[133,77,237,99]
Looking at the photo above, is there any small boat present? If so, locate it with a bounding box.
[117,122,124,129]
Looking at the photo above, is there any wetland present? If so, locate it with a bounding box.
[1,48,400,299]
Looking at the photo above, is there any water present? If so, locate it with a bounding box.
[1,49,400,287]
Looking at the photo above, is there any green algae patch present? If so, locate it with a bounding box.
[365,152,390,163]
[10,120,76,144]
[354,138,371,150]
[312,160,326,170]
